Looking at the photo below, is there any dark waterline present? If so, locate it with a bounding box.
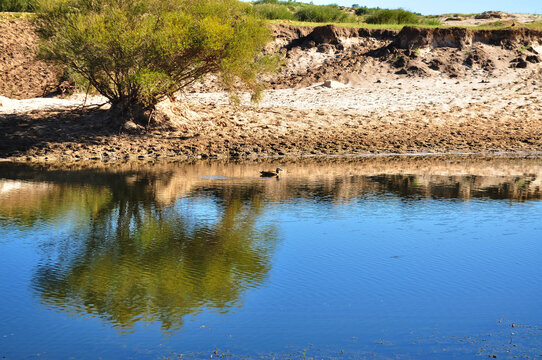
[0,157,541,359]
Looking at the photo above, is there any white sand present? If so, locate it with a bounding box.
[183,71,541,113]
[1,68,540,119]
[0,94,108,114]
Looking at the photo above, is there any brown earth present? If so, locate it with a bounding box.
[1,18,542,161]
[0,15,63,99]
[2,75,542,161]
[263,24,542,88]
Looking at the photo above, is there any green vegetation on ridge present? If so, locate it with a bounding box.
[252,0,440,25]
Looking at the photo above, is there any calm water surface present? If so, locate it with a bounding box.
[0,157,541,359]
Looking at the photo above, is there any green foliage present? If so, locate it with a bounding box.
[253,3,293,20]
[0,0,36,12]
[253,1,354,22]
[519,45,534,54]
[365,8,422,25]
[354,6,372,16]
[293,4,351,23]
[423,18,442,26]
[37,0,275,120]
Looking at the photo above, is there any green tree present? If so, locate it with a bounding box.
[37,0,275,124]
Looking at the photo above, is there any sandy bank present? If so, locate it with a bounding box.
[1,69,542,161]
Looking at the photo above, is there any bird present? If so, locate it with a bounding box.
[260,167,282,177]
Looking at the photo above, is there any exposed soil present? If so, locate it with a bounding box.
[1,18,542,161]
[0,15,63,99]
[262,24,542,88]
[2,70,542,161]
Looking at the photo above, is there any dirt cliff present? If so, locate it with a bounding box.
[268,24,542,87]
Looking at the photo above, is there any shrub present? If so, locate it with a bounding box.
[0,0,37,12]
[365,9,421,25]
[293,4,350,23]
[253,3,293,20]
[354,6,372,16]
[37,0,276,124]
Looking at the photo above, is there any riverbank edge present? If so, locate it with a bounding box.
[2,151,542,167]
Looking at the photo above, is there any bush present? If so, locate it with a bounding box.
[37,0,276,124]
[0,0,37,12]
[293,4,350,23]
[365,9,421,24]
[354,6,372,16]
[253,3,293,20]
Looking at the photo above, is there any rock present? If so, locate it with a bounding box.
[428,58,444,71]
[304,40,316,49]
[316,43,333,53]
[446,16,464,21]
[465,48,495,71]
[58,80,75,95]
[526,55,540,63]
[510,57,528,68]
[393,55,409,68]
[407,64,430,77]
[307,25,341,45]
[322,80,347,88]
[123,120,143,133]
[475,11,507,19]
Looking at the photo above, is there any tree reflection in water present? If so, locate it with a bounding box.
[27,172,278,332]
[0,157,540,333]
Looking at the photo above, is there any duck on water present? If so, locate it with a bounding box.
[260,168,282,177]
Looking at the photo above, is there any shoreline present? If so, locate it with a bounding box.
[2,72,542,163]
[2,152,542,167]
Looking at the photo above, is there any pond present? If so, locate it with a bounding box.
[0,156,541,359]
